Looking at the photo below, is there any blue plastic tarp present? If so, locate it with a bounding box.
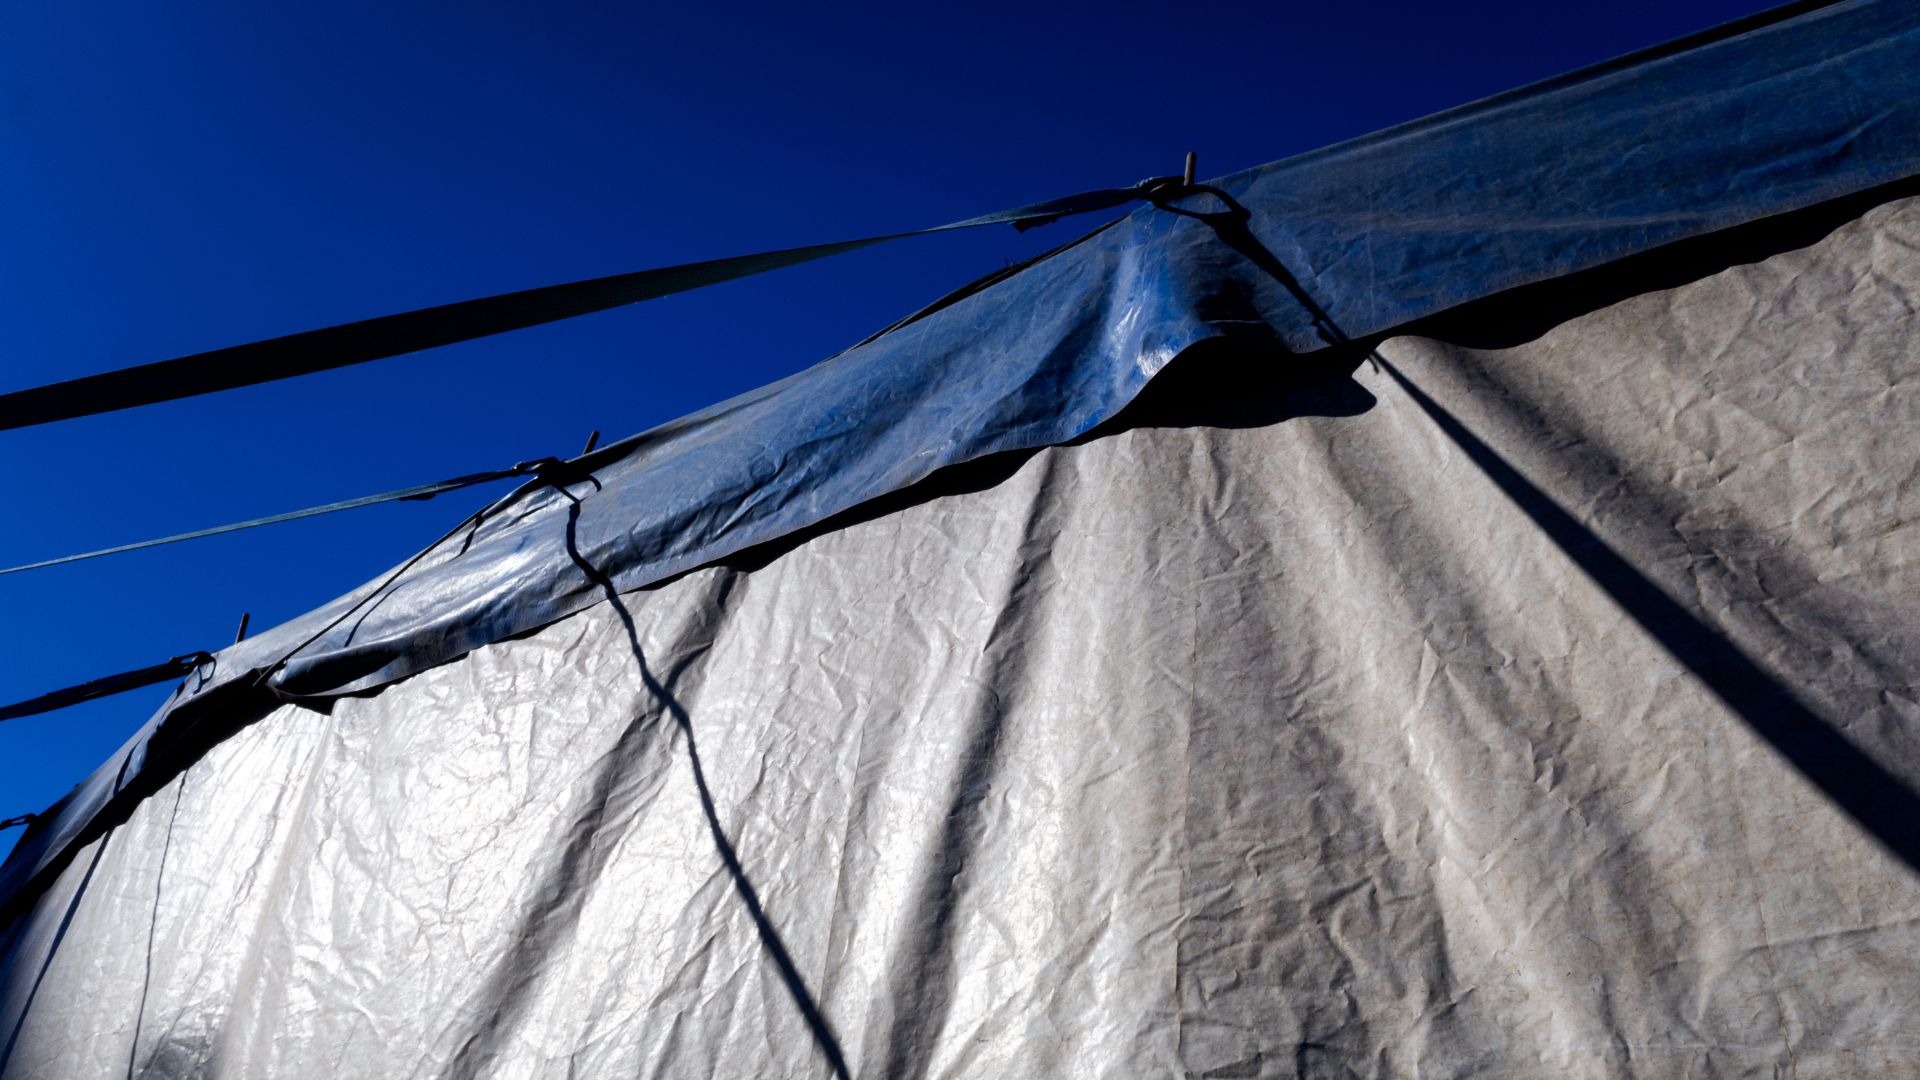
[6,0,1920,913]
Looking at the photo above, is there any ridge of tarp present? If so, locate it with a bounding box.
[7,0,1920,916]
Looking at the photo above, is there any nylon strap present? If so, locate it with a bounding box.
[0,178,1179,432]
[0,652,211,724]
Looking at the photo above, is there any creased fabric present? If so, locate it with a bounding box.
[11,0,1920,911]
[4,196,1918,1078]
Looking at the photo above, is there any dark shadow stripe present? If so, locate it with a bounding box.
[873,452,1064,1078]
[1181,184,1920,877]
[559,497,851,1079]
[1379,357,1920,875]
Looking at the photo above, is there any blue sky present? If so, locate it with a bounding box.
[0,0,1778,860]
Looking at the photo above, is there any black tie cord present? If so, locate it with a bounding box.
[0,176,1186,432]
[0,457,566,577]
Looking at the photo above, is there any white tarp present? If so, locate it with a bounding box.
[3,196,1918,1078]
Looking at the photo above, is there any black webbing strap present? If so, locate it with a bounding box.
[0,177,1182,432]
[0,814,34,831]
[0,457,562,577]
[0,652,211,724]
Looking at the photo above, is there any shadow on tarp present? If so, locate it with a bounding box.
[707,336,1377,578]
[1406,171,1920,350]
[0,284,1380,1066]
[523,497,854,1080]
[1181,183,1920,878]
[9,169,1920,1059]
[1376,358,1920,873]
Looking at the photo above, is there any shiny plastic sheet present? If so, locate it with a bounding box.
[6,193,1919,1077]
[8,0,1920,912]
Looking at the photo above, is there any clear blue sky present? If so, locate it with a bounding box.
[0,0,1778,860]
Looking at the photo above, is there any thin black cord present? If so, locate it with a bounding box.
[0,460,554,578]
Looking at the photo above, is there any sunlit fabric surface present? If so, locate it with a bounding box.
[5,195,1918,1078]
[6,0,1919,912]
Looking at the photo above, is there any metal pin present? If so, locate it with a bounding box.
[581,430,601,455]
[1183,151,1197,188]
[233,612,251,645]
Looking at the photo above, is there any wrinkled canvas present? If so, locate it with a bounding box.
[4,198,1918,1078]
[13,0,1920,909]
